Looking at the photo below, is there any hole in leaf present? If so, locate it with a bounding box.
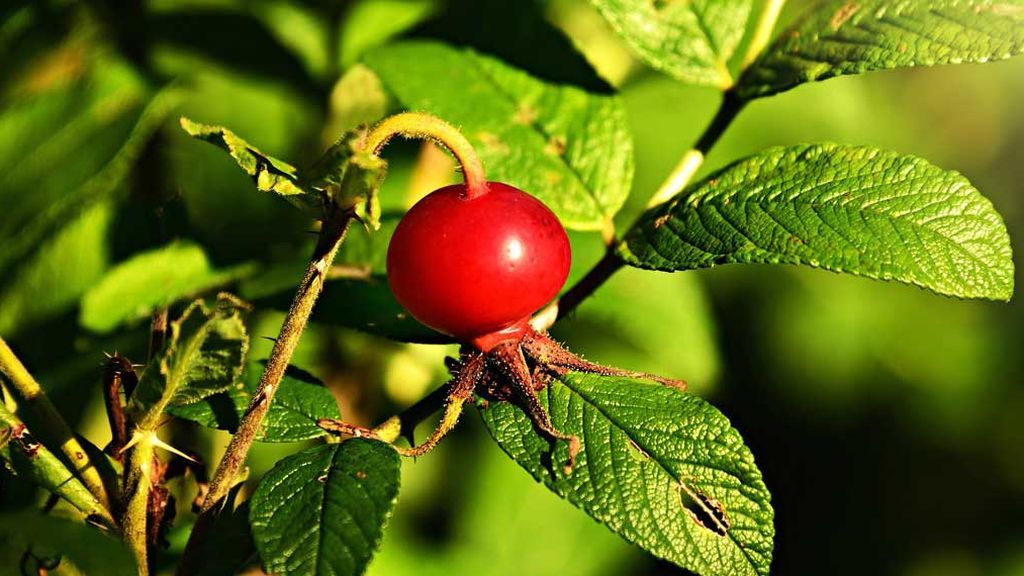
[678,482,730,537]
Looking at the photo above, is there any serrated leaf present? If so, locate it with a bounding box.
[79,240,253,334]
[620,144,1014,301]
[479,373,773,576]
[739,0,1024,100]
[588,0,753,88]
[180,116,317,210]
[250,439,401,576]
[169,362,341,442]
[364,41,633,230]
[130,296,249,430]
[0,513,136,576]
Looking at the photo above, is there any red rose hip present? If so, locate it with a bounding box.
[386,181,571,349]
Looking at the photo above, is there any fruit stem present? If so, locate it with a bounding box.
[363,112,488,199]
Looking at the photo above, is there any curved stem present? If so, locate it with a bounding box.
[0,338,112,512]
[0,402,115,528]
[363,112,488,198]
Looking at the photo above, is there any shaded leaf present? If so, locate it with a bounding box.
[739,0,1024,100]
[620,144,1014,301]
[79,240,253,334]
[0,512,136,576]
[479,373,774,576]
[169,362,341,443]
[588,0,753,88]
[130,295,249,430]
[364,41,633,230]
[250,439,401,576]
[239,217,445,343]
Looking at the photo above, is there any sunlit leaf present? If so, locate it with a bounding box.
[79,240,253,334]
[620,144,1014,301]
[588,0,753,88]
[739,0,1024,99]
[365,41,633,230]
[480,373,774,576]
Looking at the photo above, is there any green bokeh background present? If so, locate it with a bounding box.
[1,0,1022,575]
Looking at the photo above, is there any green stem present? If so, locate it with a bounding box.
[0,338,112,512]
[535,91,746,329]
[740,0,787,69]
[0,402,115,527]
[122,432,155,576]
[363,112,488,198]
[177,207,354,576]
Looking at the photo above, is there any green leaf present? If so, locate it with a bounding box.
[169,362,341,442]
[364,41,634,230]
[619,144,1014,301]
[479,373,774,576]
[180,116,316,209]
[130,295,249,430]
[588,0,753,88]
[0,201,112,335]
[324,64,388,140]
[79,240,253,334]
[250,439,401,576]
[739,0,1024,100]
[0,60,178,276]
[0,512,136,576]
[339,0,440,68]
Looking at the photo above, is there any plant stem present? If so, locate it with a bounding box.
[535,0,790,324]
[122,432,155,576]
[0,338,111,511]
[363,112,488,198]
[178,207,353,575]
[740,0,787,69]
[206,211,350,510]
[535,91,746,329]
[0,402,115,527]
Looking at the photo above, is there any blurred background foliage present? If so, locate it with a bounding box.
[0,0,1022,574]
